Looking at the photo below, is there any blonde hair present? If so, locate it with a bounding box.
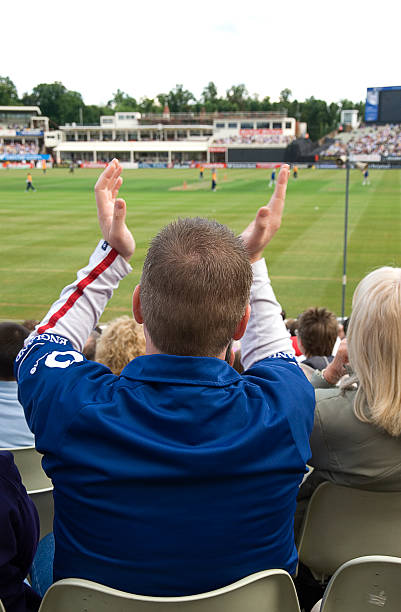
[348,267,401,437]
[95,316,146,375]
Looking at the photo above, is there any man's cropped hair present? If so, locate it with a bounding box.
[298,307,338,357]
[0,322,29,379]
[140,217,253,357]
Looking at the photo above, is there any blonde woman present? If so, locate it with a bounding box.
[300,266,401,499]
[95,316,146,376]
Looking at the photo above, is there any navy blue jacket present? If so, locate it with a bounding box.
[0,451,40,612]
[16,332,314,595]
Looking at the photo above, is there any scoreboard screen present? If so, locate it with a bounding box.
[365,86,401,123]
[379,89,401,123]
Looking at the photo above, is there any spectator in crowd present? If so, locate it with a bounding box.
[308,267,401,487]
[298,266,401,524]
[95,316,146,375]
[0,142,39,156]
[0,322,35,447]
[285,317,302,357]
[22,320,39,333]
[297,307,338,371]
[0,451,41,612]
[322,124,401,158]
[296,269,401,609]
[82,326,102,361]
[15,160,314,597]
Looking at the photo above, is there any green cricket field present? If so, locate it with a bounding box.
[0,167,400,323]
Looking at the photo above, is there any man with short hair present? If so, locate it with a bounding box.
[297,307,338,371]
[16,160,314,596]
[0,322,35,448]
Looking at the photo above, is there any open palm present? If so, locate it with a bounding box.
[94,159,135,261]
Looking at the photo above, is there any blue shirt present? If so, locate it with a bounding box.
[0,381,35,448]
[16,333,314,596]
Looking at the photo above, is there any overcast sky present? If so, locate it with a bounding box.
[3,0,400,106]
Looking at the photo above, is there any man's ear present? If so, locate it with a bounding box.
[233,304,251,340]
[132,285,143,324]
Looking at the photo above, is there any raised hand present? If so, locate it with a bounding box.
[323,338,349,385]
[240,164,290,263]
[94,159,135,261]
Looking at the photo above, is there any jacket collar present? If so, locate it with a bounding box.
[120,354,241,387]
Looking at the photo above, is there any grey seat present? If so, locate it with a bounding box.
[298,482,401,582]
[28,487,54,540]
[0,446,54,539]
[317,555,401,612]
[38,570,301,612]
[0,446,52,491]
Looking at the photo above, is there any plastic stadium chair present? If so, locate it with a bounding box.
[0,446,52,491]
[317,555,401,612]
[297,482,401,582]
[38,570,301,612]
[29,487,54,540]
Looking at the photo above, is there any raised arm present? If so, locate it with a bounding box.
[29,160,135,351]
[240,165,294,370]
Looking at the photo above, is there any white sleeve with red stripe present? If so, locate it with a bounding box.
[241,258,294,370]
[32,240,132,352]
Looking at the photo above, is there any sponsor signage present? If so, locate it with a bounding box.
[350,153,381,162]
[256,162,282,169]
[240,129,282,136]
[0,162,32,169]
[16,130,44,136]
[227,163,256,168]
[138,162,168,168]
[208,146,227,153]
[80,162,108,168]
[0,154,50,161]
[195,162,226,169]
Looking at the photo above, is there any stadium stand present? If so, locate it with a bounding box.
[50,112,299,164]
[322,124,401,158]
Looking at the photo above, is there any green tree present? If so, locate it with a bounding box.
[226,84,249,110]
[22,82,84,126]
[108,89,137,111]
[0,76,19,105]
[158,84,195,113]
[201,81,218,104]
[138,97,161,114]
[279,88,292,104]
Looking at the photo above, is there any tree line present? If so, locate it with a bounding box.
[0,76,365,142]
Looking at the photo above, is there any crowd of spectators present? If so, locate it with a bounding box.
[0,142,39,156]
[2,161,401,612]
[323,123,401,157]
[213,133,294,146]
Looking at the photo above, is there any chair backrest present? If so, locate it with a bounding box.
[39,570,301,612]
[29,487,54,540]
[1,446,52,491]
[320,555,401,612]
[298,482,401,580]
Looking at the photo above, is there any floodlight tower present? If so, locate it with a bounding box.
[337,154,350,321]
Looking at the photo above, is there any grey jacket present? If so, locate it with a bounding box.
[300,372,401,498]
